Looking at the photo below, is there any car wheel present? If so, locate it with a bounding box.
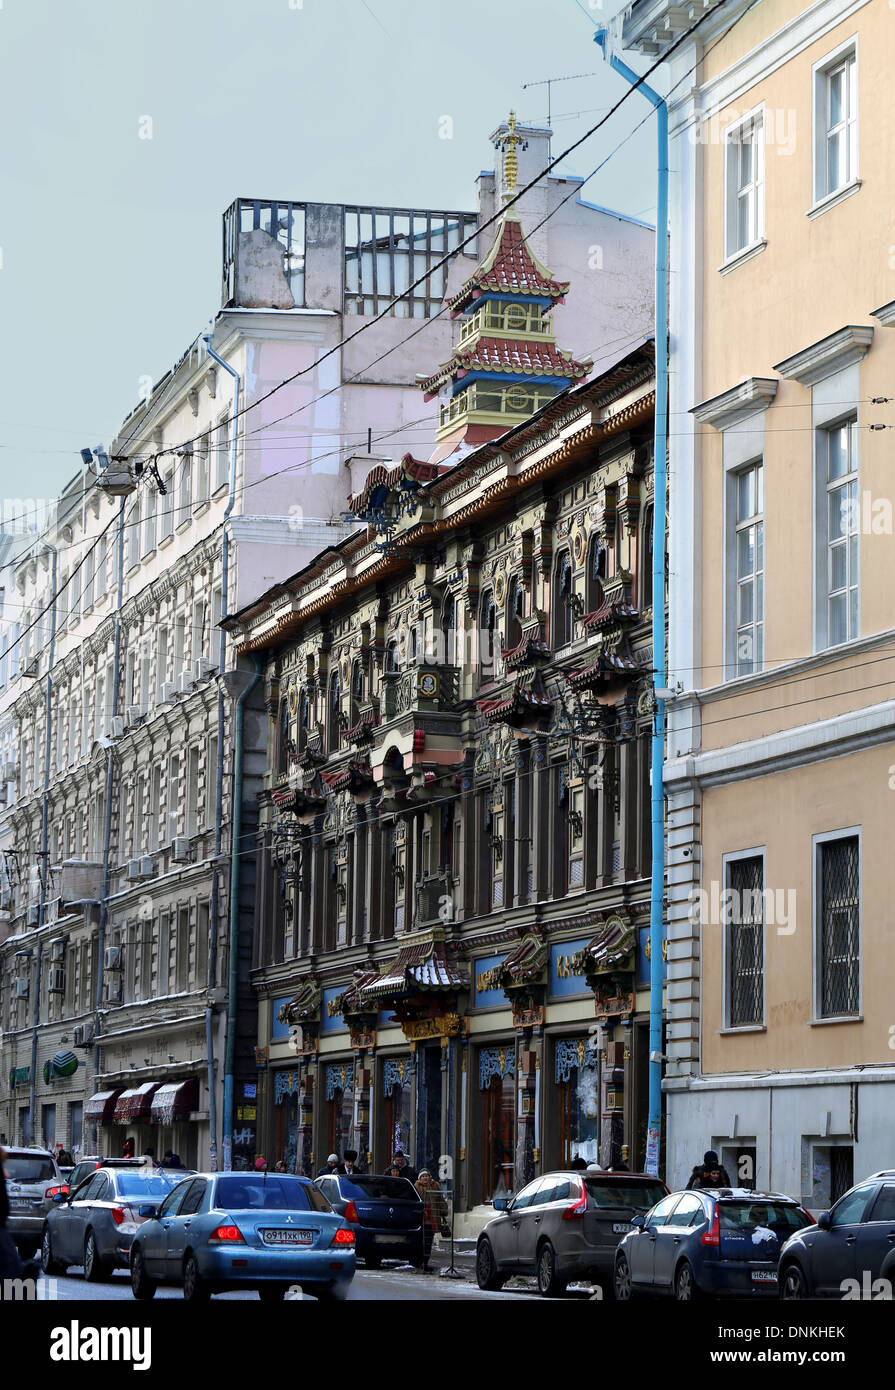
[674,1260,700,1302]
[130,1247,157,1301]
[83,1231,106,1283]
[536,1241,567,1298]
[475,1238,506,1292]
[182,1252,211,1302]
[41,1225,65,1276]
[614,1252,634,1301]
[780,1263,807,1300]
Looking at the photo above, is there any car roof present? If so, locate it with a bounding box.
[4,1146,56,1159]
[693,1188,800,1203]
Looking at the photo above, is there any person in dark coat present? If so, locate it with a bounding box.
[391,1151,418,1183]
[316,1153,345,1177]
[161,1150,184,1169]
[686,1150,732,1190]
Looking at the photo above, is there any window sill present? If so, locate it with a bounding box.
[718,238,767,275]
[212,482,229,499]
[194,500,211,517]
[807,1014,863,1027]
[806,179,861,220]
[718,1025,766,1035]
[158,533,174,550]
[175,518,192,534]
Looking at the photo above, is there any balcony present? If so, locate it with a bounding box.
[381,664,460,721]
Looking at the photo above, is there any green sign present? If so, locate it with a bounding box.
[9,1066,30,1088]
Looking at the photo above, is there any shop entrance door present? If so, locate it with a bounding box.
[415,1045,442,1175]
[482,1070,515,1203]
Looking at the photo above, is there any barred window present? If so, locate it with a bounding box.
[818,835,860,1017]
[726,855,764,1027]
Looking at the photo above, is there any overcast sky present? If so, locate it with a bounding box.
[0,0,657,500]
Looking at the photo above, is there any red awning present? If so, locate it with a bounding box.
[113,1082,160,1125]
[84,1090,122,1124]
[150,1077,199,1126]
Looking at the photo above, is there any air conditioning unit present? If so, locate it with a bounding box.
[15,976,29,998]
[194,658,217,681]
[158,682,175,705]
[139,855,155,879]
[171,837,191,864]
[126,858,143,882]
[109,715,125,738]
[177,670,195,695]
[1,761,17,781]
[126,704,145,727]
[104,945,122,971]
[60,859,103,906]
[47,966,65,994]
[73,1022,95,1049]
[26,904,39,926]
[21,657,39,680]
[49,939,65,962]
[104,975,122,1002]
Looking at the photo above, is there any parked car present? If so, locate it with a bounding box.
[3,1147,67,1257]
[778,1170,895,1299]
[128,1172,356,1301]
[315,1173,424,1267]
[613,1188,815,1301]
[65,1155,161,1194]
[40,1166,184,1280]
[476,1169,668,1297]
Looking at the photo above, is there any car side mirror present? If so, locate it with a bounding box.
[138,1203,159,1219]
[817,1210,832,1230]
[492,1196,510,1212]
[630,1215,645,1231]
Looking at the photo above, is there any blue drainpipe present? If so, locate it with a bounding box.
[595,28,668,1178]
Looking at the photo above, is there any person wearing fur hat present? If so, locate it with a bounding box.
[686,1150,732,1190]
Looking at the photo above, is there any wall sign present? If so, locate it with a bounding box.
[270,995,294,1042]
[472,954,507,1009]
[321,986,348,1034]
[548,938,591,998]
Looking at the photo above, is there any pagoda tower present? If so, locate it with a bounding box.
[420,111,592,464]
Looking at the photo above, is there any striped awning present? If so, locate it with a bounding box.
[84,1090,121,1124]
[149,1077,199,1127]
[113,1082,160,1125]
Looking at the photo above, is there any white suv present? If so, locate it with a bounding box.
[4,1147,66,1256]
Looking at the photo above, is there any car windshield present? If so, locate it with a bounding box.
[584,1180,667,1211]
[5,1155,55,1183]
[215,1176,316,1212]
[115,1173,181,1198]
[719,1201,811,1235]
[340,1177,420,1201]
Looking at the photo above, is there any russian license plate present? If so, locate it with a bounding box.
[374,1234,406,1244]
[751,1270,777,1283]
[261,1228,313,1246]
[612,1223,632,1234]
[11,1198,31,1209]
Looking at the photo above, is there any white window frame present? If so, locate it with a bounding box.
[811,39,859,211]
[815,416,859,651]
[723,105,765,264]
[724,458,764,679]
[811,826,861,1024]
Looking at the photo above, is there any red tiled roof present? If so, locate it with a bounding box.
[566,654,639,691]
[447,214,569,314]
[348,454,449,515]
[420,337,590,396]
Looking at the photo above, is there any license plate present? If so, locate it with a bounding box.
[612,1223,632,1234]
[11,1199,31,1209]
[374,1234,406,1244]
[751,1270,777,1283]
[261,1228,313,1245]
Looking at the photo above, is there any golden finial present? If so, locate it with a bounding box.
[495,110,528,202]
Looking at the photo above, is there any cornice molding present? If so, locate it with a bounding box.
[871,300,895,329]
[691,377,778,431]
[773,325,873,387]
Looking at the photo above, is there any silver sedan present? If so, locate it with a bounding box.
[40,1167,185,1281]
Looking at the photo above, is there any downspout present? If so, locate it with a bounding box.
[595,28,668,1178]
[28,543,57,1143]
[202,334,241,1170]
[91,494,126,1147]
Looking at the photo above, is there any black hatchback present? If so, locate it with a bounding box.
[314,1174,424,1267]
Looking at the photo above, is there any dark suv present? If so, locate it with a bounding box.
[778,1170,895,1299]
[476,1169,668,1297]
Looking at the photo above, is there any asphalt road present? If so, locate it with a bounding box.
[33,1265,581,1302]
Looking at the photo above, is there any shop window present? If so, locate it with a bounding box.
[555,1037,600,1166]
[326,1064,354,1159]
[383,1058,413,1161]
[480,1047,515,1202]
[274,1071,299,1172]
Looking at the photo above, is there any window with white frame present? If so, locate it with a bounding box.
[732,461,764,676]
[814,830,860,1018]
[820,418,859,648]
[213,414,230,491]
[814,45,857,202]
[725,111,764,259]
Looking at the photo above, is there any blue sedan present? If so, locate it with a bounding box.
[128,1172,356,1301]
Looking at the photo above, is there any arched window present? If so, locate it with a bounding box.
[554,554,573,648]
[386,639,400,673]
[442,594,456,665]
[297,687,309,754]
[350,659,364,727]
[507,574,524,648]
[276,698,290,776]
[480,591,496,685]
[587,535,606,612]
[640,503,654,610]
[327,670,341,753]
[410,623,419,665]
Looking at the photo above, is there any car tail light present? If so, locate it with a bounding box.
[111,1206,127,1226]
[343,1200,359,1223]
[44,1185,68,1199]
[701,1208,721,1247]
[210,1224,245,1243]
[562,1187,588,1221]
[332,1227,355,1246]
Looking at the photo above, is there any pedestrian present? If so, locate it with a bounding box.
[343,1148,360,1175]
[254,1155,268,1173]
[570,1156,588,1171]
[686,1150,732,1190]
[391,1150,418,1183]
[161,1149,184,1169]
[142,1146,155,1162]
[316,1152,344,1177]
[56,1147,73,1166]
[414,1170,449,1272]
[274,1159,287,1173]
[387,1164,403,1178]
[122,1136,135,1158]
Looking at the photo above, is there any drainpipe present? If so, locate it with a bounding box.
[27,543,58,1144]
[595,28,668,1178]
[201,334,241,1170]
[91,495,126,1148]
